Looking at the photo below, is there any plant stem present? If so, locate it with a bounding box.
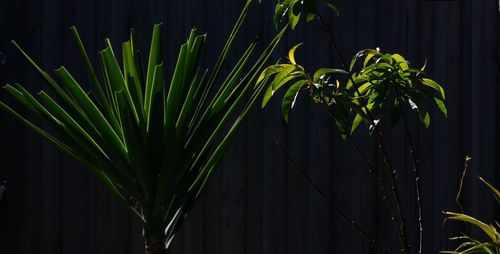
[313,7,411,254]
[401,109,424,254]
[143,225,167,254]
[455,156,472,235]
[347,135,403,238]
[456,156,471,214]
[273,135,386,254]
[373,127,411,254]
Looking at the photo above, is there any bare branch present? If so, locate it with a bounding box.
[273,135,387,254]
[401,109,424,254]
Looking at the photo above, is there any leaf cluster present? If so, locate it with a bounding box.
[1,0,284,247]
[257,45,447,138]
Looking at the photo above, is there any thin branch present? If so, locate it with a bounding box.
[313,8,411,253]
[347,136,401,231]
[273,135,387,254]
[348,136,394,205]
[319,92,402,254]
[456,156,472,214]
[401,109,424,254]
[373,126,410,253]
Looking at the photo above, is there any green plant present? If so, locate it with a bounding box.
[0,1,283,253]
[259,1,446,253]
[259,46,446,134]
[259,43,446,254]
[443,176,500,254]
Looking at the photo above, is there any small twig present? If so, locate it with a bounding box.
[273,135,387,254]
[456,156,472,214]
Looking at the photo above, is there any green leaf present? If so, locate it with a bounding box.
[282,80,308,122]
[144,23,163,113]
[274,0,291,29]
[350,49,379,71]
[445,212,499,242]
[350,114,363,135]
[146,63,164,131]
[261,78,286,108]
[54,66,127,157]
[392,54,409,70]
[70,26,110,111]
[421,59,427,71]
[122,39,144,119]
[210,42,257,115]
[288,0,302,29]
[421,78,445,99]
[478,176,500,202]
[419,111,430,128]
[11,41,87,121]
[256,64,294,85]
[288,43,302,65]
[313,68,348,81]
[261,66,298,108]
[433,97,447,118]
[331,100,349,135]
[379,53,394,65]
[357,82,372,94]
[363,51,379,67]
[101,42,140,124]
[349,101,374,134]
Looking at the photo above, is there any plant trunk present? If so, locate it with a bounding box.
[144,226,167,254]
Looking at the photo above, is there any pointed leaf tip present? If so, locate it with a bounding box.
[288,43,302,65]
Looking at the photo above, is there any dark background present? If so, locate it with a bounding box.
[0,0,498,253]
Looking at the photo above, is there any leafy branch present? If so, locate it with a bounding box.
[258,7,447,251]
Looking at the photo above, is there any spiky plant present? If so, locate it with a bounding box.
[0,1,283,253]
[443,177,500,254]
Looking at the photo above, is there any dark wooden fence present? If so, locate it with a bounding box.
[0,0,498,253]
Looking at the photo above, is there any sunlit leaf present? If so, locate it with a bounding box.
[350,114,363,135]
[392,54,409,70]
[422,78,445,99]
[288,43,302,65]
[282,79,308,122]
[434,97,447,118]
[313,68,348,81]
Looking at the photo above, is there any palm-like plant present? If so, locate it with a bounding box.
[0,1,283,253]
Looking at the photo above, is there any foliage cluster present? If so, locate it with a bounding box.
[1,1,283,252]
